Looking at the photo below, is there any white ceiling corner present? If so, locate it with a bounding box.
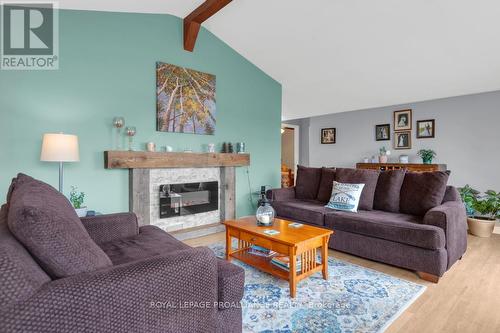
[58,0,500,120]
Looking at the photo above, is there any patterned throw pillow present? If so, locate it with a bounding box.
[325,181,365,212]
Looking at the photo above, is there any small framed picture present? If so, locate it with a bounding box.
[375,124,391,141]
[321,128,336,144]
[416,119,435,138]
[394,131,411,149]
[394,109,412,131]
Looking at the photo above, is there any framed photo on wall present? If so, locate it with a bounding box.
[417,119,435,138]
[394,109,412,131]
[375,124,391,141]
[394,131,411,149]
[321,128,336,144]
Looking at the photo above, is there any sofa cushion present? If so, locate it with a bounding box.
[0,205,52,308]
[7,174,112,278]
[100,225,191,265]
[295,165,322,200]
[400,171,449,216]
[325,210,445,250]
[373,169,406,212]
[316,167,336,203]
[335,168,380,210]
[442,186,461,203]
[272,199,328,226]
[325,181,365,212]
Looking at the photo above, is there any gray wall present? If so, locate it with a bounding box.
[289,90,500,192]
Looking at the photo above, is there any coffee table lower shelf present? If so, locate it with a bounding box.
[231,249,324,280]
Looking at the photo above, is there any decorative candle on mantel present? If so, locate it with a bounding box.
[146,142,156,152]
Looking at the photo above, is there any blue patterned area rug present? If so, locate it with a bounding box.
[209,243,426,333]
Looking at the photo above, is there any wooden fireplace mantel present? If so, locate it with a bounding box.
[104,151,250,169]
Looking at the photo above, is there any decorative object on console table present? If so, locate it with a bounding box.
[356,162,447,172]
[459,185,499,238]
[399,155,409,164]
[417,119,435,138]
[375,124,390,141]
[69,186,87,217]
[156,62,216,135]
[112,116,125,150]
[378,147,391,163]
[417,149,436,164]
[321,128,336,144]
[394,131,411,149]
[394,109,412,131]
[40,133,80,193]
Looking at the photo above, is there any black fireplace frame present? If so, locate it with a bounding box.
[159,181,219,218]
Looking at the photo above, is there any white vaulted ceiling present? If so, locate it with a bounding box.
[58,0,500,120]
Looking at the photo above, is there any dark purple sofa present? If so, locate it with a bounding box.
[0,174,244,333]
[267,166,467,282]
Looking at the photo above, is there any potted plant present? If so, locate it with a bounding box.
[458,184,479,216]
[70,186,87,218]
[417,149,436,164]
[459,185,499,237]
[379,147,391,163]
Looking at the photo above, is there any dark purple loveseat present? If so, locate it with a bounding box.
[0,174,244,333]
[268,166,467,282]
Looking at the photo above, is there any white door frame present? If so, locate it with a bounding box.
[281,123,300,179]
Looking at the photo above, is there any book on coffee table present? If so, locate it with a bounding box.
[271,256,302,272]
[247,245,277,258]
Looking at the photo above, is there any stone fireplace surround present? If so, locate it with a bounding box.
[130,166,237,234]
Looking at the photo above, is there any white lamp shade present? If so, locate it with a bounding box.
[40,133,80,162]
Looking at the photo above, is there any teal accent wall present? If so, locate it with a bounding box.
[0,9,282,217]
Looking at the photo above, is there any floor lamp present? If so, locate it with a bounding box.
[40,133,80,192]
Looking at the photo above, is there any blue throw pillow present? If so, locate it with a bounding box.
[325,181,365,212]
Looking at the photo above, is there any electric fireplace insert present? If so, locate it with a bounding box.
[159,181,218,218]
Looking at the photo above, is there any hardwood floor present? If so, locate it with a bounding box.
[185,232,500,333]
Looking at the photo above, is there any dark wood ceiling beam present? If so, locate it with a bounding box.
[184,0,233,52]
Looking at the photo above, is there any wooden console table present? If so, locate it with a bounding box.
[356,163,447,172]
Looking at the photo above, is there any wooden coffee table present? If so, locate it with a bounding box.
[223,217,333,298]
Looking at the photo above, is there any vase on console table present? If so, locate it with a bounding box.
[378,147,390,163]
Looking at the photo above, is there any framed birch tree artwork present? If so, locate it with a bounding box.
[156,62,216,135]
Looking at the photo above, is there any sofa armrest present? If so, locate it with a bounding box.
[266,187,296,201]
[423,201,468,267]
[1,247,219,333]
[216,258,244,309]
[81,212,139,245]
